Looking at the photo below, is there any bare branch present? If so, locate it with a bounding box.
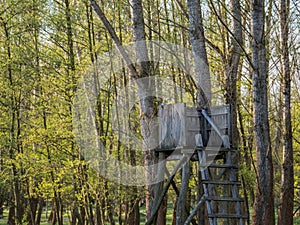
[90,0,138,79]
[208,0,255,70]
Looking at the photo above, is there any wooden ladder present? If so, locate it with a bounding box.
[197,146,248,225]
[197,108,248,225]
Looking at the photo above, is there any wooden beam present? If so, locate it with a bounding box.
[184,195,206,225]
[145,155,189,225]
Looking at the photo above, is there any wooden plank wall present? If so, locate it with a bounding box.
[158,103,231,149]
[206,105,231,147]
[185,107,201,148]
[158,103,186,148]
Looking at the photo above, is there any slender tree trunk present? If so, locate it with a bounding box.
[0,197,3,219]
[2,18,24,225]
[225,0,242,148]
[35,198,44,225]
[251,1,275,224]
[155,153,167,225]
[223,2,243,224]
[94,198,103,225]
[64,0,75,72]
[8,205,16,225]
[156,196,167,225]
[48,201,56,225]
[278,0,294,224]
[27,197,38,225]
[127,200,140,225]
[176,162,190,225]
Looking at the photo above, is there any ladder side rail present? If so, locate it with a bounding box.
[198,150,216,225]
[227,151,244,225]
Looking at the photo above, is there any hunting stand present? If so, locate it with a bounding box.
[148,103,248,225]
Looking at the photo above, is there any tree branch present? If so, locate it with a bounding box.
[90,0,139,79]
[208,0,255,70]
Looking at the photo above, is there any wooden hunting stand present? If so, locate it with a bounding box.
[147,103,248,225]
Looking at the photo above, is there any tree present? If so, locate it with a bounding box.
[185,1,212,224]
[129,0,154,222]
[225,0,242,147]
[251,0,275,224]
[186,0,211,106]
[277,0,294,224]
[0,0,299,224]
[90,0,154,223]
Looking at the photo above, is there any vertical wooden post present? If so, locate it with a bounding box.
[153,152,167,225]
[176,160,190,225]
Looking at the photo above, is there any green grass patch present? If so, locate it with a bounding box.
[1,205,300,225]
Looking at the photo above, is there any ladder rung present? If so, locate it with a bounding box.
[199,163,238,169]
[208,213,248,219]
[206,196,244,202]
[207,155,225,161]
[204,147,237,152]
[202,180,241,185]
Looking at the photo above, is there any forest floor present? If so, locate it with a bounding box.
[0,205,299,224]
[0,204,174,225]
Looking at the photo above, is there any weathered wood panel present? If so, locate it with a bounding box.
[206,105,231,147]
[158,104,231,150]
[185,107,201,148]
[159,103,186,148]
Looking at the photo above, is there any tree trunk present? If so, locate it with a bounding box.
[225,0,242,148]
[176,162,190,225]
[94,199,103,225]
[3,17,24,225]
[156,196,167,225]
[251,1,275,225]
[91,1,155,221]
[27,197,38,225]
[48,201,56,225]
[8,206,15,225]
[186,0,212,107]
[130,0,156,221]
[155,153,167,225]
[225,2,243,224]
[186,1,211,223]
[127,200,140,225]
[35,198,44,225]
[278,0,294,224]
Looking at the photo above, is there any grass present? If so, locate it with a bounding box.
[0,204,171,225]
[1,205,300,225]
[295,216,300,225]
[0,206,68,225]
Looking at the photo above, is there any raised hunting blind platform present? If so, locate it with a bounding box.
[149,103,248,225]
[155,103,232,159]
